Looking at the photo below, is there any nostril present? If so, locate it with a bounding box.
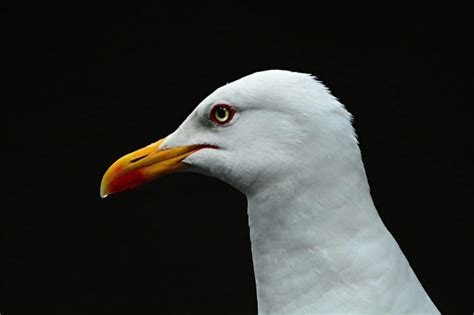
[130,155,148,163]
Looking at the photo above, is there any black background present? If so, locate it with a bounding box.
[4,4,472,314]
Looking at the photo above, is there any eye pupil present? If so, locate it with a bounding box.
[216,107,228,121]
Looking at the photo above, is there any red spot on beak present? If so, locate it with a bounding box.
[108,169,147,195]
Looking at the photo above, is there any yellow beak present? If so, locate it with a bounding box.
[100,136,204,198]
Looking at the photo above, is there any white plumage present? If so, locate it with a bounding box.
[103,69,439,314]
[160,70,439,314]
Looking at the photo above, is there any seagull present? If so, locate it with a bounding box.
[100,70,440,314]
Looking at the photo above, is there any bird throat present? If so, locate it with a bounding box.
[245,155,435,314]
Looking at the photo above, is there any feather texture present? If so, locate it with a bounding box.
[161,70,439,314]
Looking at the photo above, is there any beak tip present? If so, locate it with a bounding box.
[100,181,109,199]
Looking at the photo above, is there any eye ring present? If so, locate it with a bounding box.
[209,104,235,125]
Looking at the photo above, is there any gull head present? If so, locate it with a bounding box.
[100,70,356,197]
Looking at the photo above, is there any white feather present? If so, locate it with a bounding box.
[161,70,439,314]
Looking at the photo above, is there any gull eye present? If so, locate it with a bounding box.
[210,104,235,125]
